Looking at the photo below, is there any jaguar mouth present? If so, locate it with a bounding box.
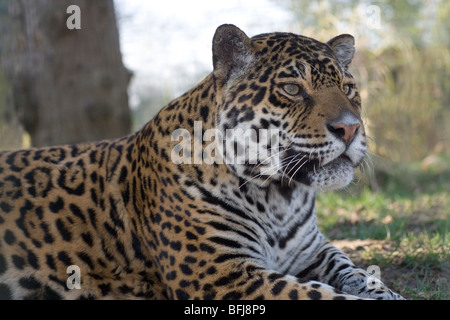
[280,150,355,186]
[334,154,353,166]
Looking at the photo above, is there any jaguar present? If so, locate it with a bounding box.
[0,24,403,300]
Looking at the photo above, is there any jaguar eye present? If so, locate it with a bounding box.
[343,84,352,95]
[283,84,301,96]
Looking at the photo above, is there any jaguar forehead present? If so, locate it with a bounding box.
[250,33,345,87]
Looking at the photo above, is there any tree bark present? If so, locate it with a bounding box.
[0,0,131,148]
[0,0,25,149]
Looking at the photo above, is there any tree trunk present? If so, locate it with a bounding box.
[0,0,25,150]
[0,0,131,148]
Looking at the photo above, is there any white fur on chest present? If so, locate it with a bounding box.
[250,185,325,275]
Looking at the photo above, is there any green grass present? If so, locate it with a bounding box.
[316,156,450,300]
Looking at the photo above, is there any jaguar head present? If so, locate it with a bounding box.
[212,24,366,191]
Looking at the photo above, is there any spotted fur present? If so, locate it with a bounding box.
[0,24,403,300]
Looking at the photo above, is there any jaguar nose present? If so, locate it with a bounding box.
[327,112,361,147]
[327,123,360,146]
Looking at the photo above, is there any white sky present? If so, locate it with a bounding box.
[113,0,296,104]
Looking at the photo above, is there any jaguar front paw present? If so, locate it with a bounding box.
[340,270,405,300]
[342,282,404,300]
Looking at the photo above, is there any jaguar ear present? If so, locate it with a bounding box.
[327,34,355,68]
[212,24,254,81]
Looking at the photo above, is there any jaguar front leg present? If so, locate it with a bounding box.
[236,268,360,300]
[185,269,359,300]
[297,241,404,300]
[170,260,362,300]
